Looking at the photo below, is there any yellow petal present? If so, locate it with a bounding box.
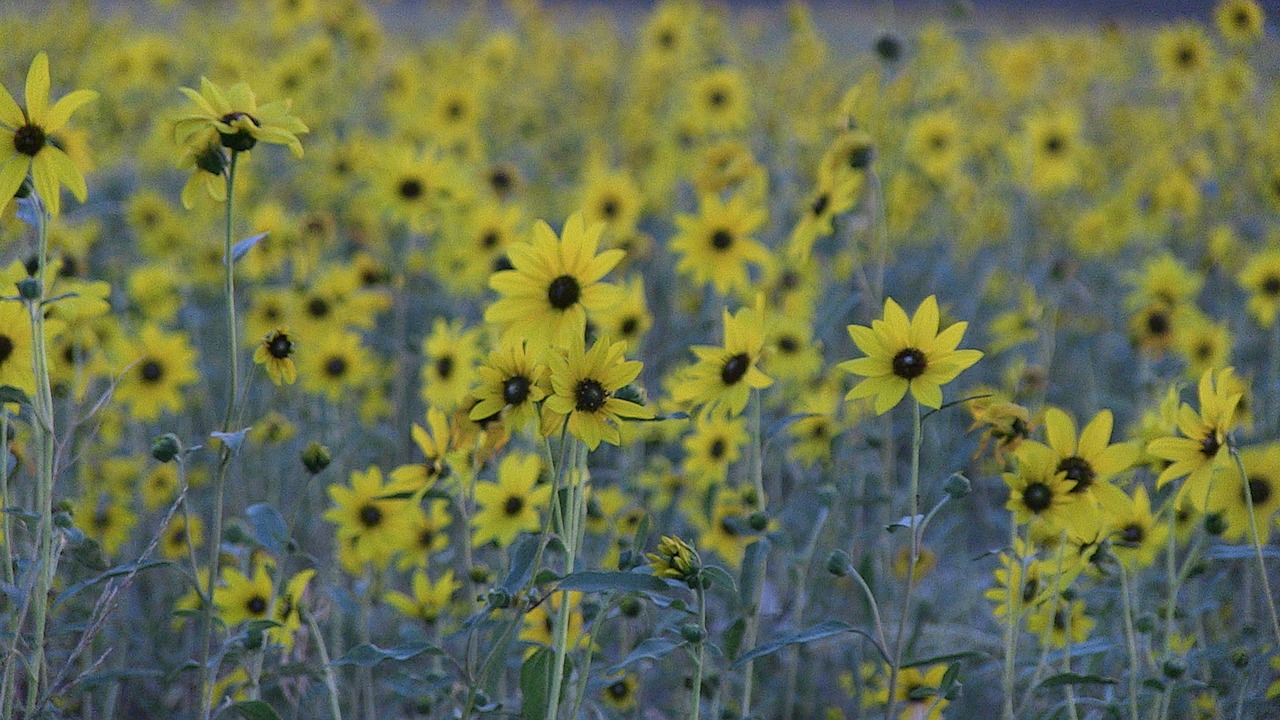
[25,53,50,124]
[0,81,24,127]
[44,89,97,133]
[0,154,30,215]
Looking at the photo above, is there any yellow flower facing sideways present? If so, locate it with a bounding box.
[0,52,98,216]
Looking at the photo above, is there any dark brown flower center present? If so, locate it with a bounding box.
[13,124,46,157]
[246,595,268,615]
[710,229,734,250]
[268,333,293,359]
[1023,481,1053,513]
[709,438,726,459]
[307,297,330,319]
[547,275,581,310]
[1146,311,1170,336]
[720,353,750,385]
[358,503,382,528]
[891,348,927,379]
[0,335,12,364]
[1199,432,1221,458]
[398,178,424,200]
[707,89,726,107]
[435,355,454,380]
[1119,523,1144,545]
[503,375,531,405]
[1246,476,1272,505]
[218,112,259,152]
[504,496,524,516]
[600,197,619,219]
[1043,135,1064,154]
[575,379,607,412]
[481,230,501,249]
[619,316,639,336]
[325,356,347,378]
[608,680,630,699]
[1262,276,1280,296]
[140,360,165,384]
[811,193,830,217]
[778,336,798,353]
[1057,456,1096,493]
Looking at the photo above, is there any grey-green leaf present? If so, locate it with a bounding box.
[332,641,443,668]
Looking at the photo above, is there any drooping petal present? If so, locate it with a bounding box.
[0,154,30,213]
[46,147,86,201]
[30,150,59,216]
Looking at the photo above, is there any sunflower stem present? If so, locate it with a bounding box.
[883,399,922,720]
[1118,559,1142,720]
[303,605,345,720]
[546,437,585,720]
[1001,522,1020,720]
[738,389,766,719]
[0,408,13,720]
[1229,447,1280,647]
[200,150,240,720]
[24,197,58,719]
[690,582,707,720]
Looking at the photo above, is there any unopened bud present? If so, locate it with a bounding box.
[151,433,182,463]
[301,442,332,475]
[943,472,971,500]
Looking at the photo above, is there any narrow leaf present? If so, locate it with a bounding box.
[229,700,283,720]
[498,533,541,595]
[228,232,269,262]
[556,570,672,594]
[520,647,552,720]
[0,385,31,407]
[732,619,855,667]
[1036,672,1117,689]
[332,641,443,668]
[607,636,685,674]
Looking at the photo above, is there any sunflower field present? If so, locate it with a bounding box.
[2,0,1280,718]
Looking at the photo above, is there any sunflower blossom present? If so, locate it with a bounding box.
[485,211,624,356]
[840,295,983,415]
[173,77,308,157]
[671,302,773,417]
[0,52,98,216]
[1147,367,1242,510]
[543,336,652,450]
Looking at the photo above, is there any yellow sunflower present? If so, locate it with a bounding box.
[472,452,550,547]
[253,327,297,386]
[114,323,200,423]
[1237,249,1280,327]
[840,296,983,415]
[670,192,771,297]
[671,303,773,417]
[0,52,98,217]
[542,336,652,450]
[470,341,550,432]
[173,77,307,157]
[1148,367,1241,510]
[485,212,623,355]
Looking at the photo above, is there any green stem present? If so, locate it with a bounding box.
[546,438,584,720]
[1118,560,1141,720]
[0,408,11,720]
[690,584,707,720]
[883,400,922,720]
[739,390,766,718]
[200,151,240,720]
[1229,448,1280,646]
[25,200,57,719]
[1001,523,1020,720]
[303,606,345,720]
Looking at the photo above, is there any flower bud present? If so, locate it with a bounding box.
[301,442,332,475]
[748,512,768,532]
[151,433,182,463]
[943,472,971,500]
[680,623,706,643]
[17,278,41,301]
[827,550,851,577]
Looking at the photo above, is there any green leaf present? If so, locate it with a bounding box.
[1036,672,1117,689]
[332,641,443,668]
[210,427,251,455]
[902,650,987,668]
[244,503,290,557]
[701,565,737,595]
[520,646,571,720]
[0,385,31,407]
[732,619,856,667]
[520,646,552,720]
[739,538,770,607]
[556,570,672,594]
[499,533,541,596]
[228,232,270,263]
[607,636,685,674]
[76,668,164,691]
[229,700,283,720]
